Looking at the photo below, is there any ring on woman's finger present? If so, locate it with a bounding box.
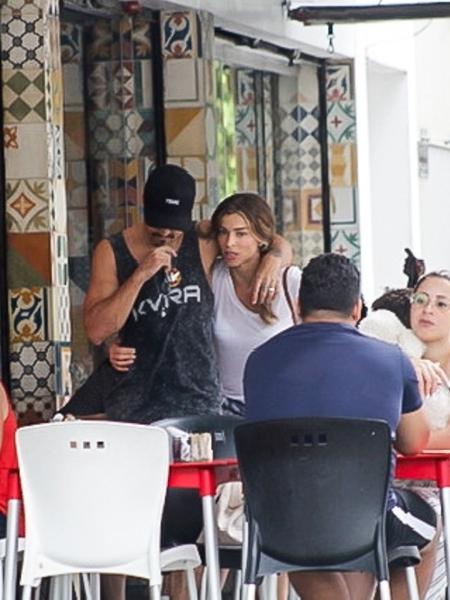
[268,287,276,292]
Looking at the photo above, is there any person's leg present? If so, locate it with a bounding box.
[288,570,375,600]
[101,574,126,600]
[383,489,440,600]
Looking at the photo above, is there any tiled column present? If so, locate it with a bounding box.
[326,63,360,267]
[1,0,71,421]
[279,63,324,265]
[162,10,218,217]
[61,15,156,389]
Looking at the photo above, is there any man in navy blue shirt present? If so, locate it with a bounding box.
[244,253,438,600]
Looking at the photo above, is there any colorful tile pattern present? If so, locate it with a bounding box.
[9,286,49,343]
[6,178,49,232]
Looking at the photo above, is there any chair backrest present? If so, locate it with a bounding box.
[153,415,241,459]
[16,421,169,582]
[235,417,391,569]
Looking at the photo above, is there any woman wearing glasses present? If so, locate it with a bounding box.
[410,271,450,447]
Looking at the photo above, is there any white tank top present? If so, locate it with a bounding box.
[212,260,302,403]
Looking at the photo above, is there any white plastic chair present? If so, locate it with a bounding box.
[16,421,171,600]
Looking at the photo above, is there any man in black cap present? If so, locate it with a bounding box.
[69,164,288,425]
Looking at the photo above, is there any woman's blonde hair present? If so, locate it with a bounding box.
[210,193,277,325]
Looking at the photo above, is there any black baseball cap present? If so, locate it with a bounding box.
[143,164,196,232]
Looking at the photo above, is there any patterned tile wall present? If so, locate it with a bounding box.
[1,0,71,423]
[326,62,360,267]
[61,14,156,391]
[162,10,218,216]
[278,63,324,266]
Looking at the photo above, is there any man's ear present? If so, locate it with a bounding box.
[351,298,363,323]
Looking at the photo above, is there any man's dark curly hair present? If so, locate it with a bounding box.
[371,288,412,328]
[300,253,360,319]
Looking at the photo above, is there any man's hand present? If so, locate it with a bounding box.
[136,245,177,283]
[410,357,450,398]
[251,250,282,305]
[109,342,136,372]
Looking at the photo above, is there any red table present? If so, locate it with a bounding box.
[396,450,450,593]
[168,459,239,600]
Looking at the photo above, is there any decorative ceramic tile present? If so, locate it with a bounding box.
[236,146,258,193]
[282,190,299,228]
[60,22,82,64]
[118,15,133,60]
[326,64,352,101]
[68,256,90,294]
[87,62,115,111]
[236,70,255,105]
[165,107,205,156]
[63,110,85,161]
[299,188,323,231]
[54,341,72,396]
[66,160,87,209]
[331,226,360,265]
[330,187,357,226]
[68,208,88,257]
[235,104,257,147]
[164,58,199,103]
[301,231,325,266]
[3,69,46,124]
[9,341,55,399]
[327,101,356,143]
[50,233,68,287]
[4,123,48,179]
[113,60,135,110]
[89,110,125,159]
[86,19,119,62]
[162,11,195,59]
[299,137,322,188]
[6,178,49,233]
[14,395,55,424]
[298,62,319,105]
[48,285,71,342]
[62,63,84,109]
[133,15,152,59]
[8,232,51,286]
[329,143,356,187]
[9,286,49,343]
[281,146,301,190]
[1,8,44,69]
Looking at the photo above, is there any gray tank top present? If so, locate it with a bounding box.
[104,227,220,423]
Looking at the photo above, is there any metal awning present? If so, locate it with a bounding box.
[288,1,450,24]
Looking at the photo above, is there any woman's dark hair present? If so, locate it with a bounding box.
[371,288,412,328]
[414,270,450,292]
[300,253,360,319]
[210,193,277,324]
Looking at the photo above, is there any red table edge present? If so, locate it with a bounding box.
[396,452,450,487]
[168,458,239,496]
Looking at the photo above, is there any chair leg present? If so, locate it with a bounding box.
[89,573,101,600]
[405,566,420,600]
[21,587,32,600]
[200,568,207,600]
[242,583,256,600]
[185,568,198,600]
[378,579,392,600]
[81,573,93,600]
[233,570,242,600]
[150,584,161,600]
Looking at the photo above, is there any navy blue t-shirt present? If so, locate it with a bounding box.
[244,322,422,508]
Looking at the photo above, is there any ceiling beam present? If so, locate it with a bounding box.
[289,2,450,24]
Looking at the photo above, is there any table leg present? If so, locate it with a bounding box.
[440,487,450,591]
[4,498,20,600]
[202,494,221,600]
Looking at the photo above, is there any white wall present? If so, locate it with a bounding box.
[366,62,414,300]
[419,146,450,271]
